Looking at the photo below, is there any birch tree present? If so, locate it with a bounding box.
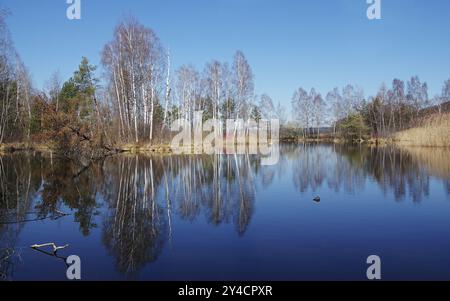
[15,60,32,140]
[259,94,275,119]
[162,49,171,131]
[326,88,343,135]
[221,63,234,120]
[232,51,254,120]
[407,75,428,118]
[175,65,200,124]
[45,71,62,112]
[0,9,32,143]
[204,60,223,120]
[275,101,287,125]
[342,84,364,115]
[102,17,164,144]
[312,93,325,139]
[392,79,406,130]
[291,87,311,138]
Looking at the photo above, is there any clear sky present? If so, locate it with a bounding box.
[2,0,450,107]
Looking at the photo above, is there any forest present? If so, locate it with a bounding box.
[1,11,449,159]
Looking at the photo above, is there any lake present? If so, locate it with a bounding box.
[1,144,450,281]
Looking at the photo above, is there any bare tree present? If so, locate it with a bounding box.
[275,101,287,125]
[45,71,62,112]
[292,87,311,138]
[102,17,164,144]
[232,51,254,120]
[259,93,275,119]
[204,60,223,120]
[0,9,14,144]
[15,59,32,140]
[407,75,428,118]
[175,65,200,124]
[221,63,234,120]
[372,83,389,135]
[342,84,355,116]
[0,10,33,143]
[392,79,407,130]
[312,93,325,139]
[162,48,171,131]
[326,87,343,135]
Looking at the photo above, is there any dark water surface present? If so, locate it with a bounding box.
[1,144,450,280]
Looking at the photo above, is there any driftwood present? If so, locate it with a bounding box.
[30,243,69,254]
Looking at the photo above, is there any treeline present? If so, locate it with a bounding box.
[1,10,449,154]
[0,9,33,144]
[292,76,450,139]
[1,9,105,155]
[100,17,287,144]
[291,77,450,141]
[1,14,287,156]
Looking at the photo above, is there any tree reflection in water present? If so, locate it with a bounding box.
[0,145,449,278]
[101,156,167,276]
[0,154,39,280]
[287,144,450,203]
[100,153,257,275]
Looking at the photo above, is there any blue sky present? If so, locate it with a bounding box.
[2,0,450,107]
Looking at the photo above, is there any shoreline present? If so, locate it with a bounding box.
[1,138,449,156]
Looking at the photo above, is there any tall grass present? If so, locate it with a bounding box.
[394,112,450,147]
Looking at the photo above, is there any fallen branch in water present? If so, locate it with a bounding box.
[30,243,69,254]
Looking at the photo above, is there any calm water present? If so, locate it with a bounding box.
[1,144,450,281]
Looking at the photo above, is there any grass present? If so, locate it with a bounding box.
[394,112,450,147]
